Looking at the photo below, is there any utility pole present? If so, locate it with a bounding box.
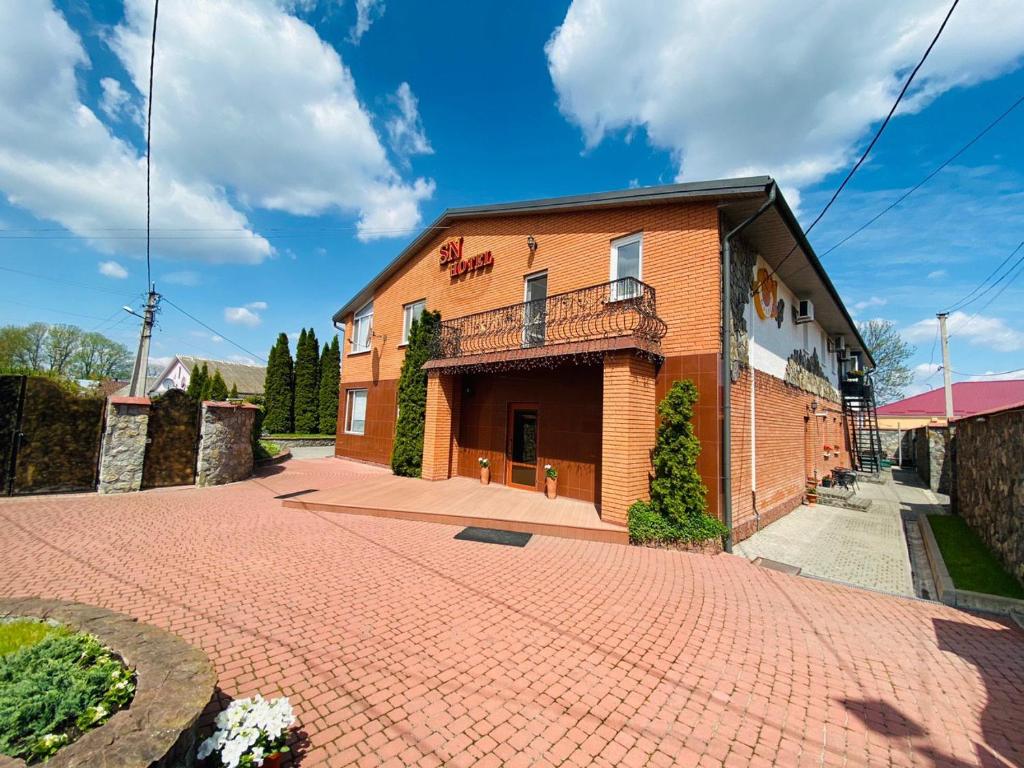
[127,285,160,397]
[937,312,954,421]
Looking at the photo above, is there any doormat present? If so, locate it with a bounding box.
[454,527,532,547]
[274,488,319,499]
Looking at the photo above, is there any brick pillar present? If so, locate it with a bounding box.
[98,396,151,494]
[422,372,460,481]
[601,352,657,526]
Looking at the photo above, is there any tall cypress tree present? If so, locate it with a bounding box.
[391,311,440,477]
[262,333,294,434]
[318,335,340,434]
[186,362,208,401]
[207,370,229,401]
[293,327,320,434]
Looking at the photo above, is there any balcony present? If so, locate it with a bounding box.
[424,277,667,372]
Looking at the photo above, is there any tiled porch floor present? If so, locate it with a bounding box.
[282,473,628,544]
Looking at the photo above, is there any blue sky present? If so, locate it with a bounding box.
[1,0,1023,395]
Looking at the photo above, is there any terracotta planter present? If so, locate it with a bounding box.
[480,466,490,485]
[545,476,557,499]
[807,494,817,507]
[262,754,284,768]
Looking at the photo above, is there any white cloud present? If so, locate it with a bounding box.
[0,1,433,268]
[161,270,200,286]
[928,270,947,280]
[98,259,128,279]
[546,0,1024,205]
[385,82,433,164]
[852,296,887,312]
[98,77,139,124]
[246,301,268,311]
[224,306,262,327]
[904,310,1024,352]
[350,0,385,43]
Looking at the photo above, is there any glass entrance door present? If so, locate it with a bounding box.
[523,272,547,348]
[506,404,539,490]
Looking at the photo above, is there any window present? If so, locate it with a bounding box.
[350,301,373,354]
[401,299,426,345]
[610,232,642,300]
[344,389,368,435]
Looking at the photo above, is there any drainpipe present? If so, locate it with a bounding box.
[722,182,777,552]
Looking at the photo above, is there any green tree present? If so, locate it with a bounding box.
[318,335,341,434]
[44,324,82,376]
[0,324,47,373]
[391,310,440,477]
[71,332,131,380]
[187,363,209,401]
[857,319,915,404]
[262,334,294,433]
[229,382,239,399]
[293,328,320,433]
[207,370,229,401]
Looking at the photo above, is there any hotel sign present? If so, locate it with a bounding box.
[440,237,494,278]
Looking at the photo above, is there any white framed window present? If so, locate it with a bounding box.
[609,232,643,300]
[350,301,373,354]
[344,389,368,435]
[401,299,426,345]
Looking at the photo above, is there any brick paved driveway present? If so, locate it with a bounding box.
[1,458,1022,767]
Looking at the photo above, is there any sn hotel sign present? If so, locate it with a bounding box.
[439,237,494,279]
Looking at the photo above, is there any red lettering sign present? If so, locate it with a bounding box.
[439,237,494,280]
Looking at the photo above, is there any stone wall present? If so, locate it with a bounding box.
[878,429,914,465]
[196,402,257,486]
[97,397,150,494]
[912,426,951,494]
[952,409,1024,587]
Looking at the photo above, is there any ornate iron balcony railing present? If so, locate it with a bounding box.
[429,277,667,362]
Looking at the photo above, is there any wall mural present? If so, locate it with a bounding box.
[752,267,785,329]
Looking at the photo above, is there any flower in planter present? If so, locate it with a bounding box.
[478,457,489,468]
[198,695,295,768]
[544,464,557,479]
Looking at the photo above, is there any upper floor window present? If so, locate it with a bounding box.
[610,232,643,300]
[401,299,426,345]
[350,301,373,354]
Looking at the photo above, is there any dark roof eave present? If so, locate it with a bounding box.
[332,176,773,322]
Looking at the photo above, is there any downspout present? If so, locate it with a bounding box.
[722,182,777,552]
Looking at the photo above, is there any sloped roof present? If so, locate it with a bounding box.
[877,381,1024,419]
[113,377,159,398]
[177,356,266,395]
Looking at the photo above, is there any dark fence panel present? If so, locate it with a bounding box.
[12,377,105,495]
[142,389,200,489]
[0,376,26,495]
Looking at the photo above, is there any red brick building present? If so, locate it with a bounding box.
[332,177,872,543]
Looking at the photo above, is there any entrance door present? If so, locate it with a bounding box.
[523,272,547,348]
[506,404,539,490]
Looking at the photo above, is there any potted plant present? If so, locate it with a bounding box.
[197,695,295,768]
[544,464,558,499]
[478,456,490,485]
[806,477,818,507]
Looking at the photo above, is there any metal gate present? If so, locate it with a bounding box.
[4,376,106,495]
[142,389,200,489]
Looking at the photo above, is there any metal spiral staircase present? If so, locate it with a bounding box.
[841,373,883,475]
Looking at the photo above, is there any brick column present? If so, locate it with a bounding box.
[98,396,151,494]
[601,352,657,526]
[422,372,460,481]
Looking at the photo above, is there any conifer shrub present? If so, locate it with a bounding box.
[206,370,229,401]
[293,329,320,434]
[390,311,440,477]
[185,362,208,402]
[318,335,340,435]
[228,382,238,399]
[262,334,293,434]
[628,379,727,544]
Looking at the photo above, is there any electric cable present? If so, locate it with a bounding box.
[161,296,267,363]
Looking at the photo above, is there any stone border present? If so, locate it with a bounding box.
[0,598,216,768]
[256,447,291,467]
[268,437,336,447]
[917,516,1024,616]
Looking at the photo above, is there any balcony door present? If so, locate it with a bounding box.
[522,271,547,348]
[506,404,539,491]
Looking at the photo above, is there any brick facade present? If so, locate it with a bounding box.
[422,373,460,481]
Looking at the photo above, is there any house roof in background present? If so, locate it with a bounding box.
[177,356,266,395]
[877,381,1024,419]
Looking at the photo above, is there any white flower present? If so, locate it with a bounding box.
[252,746,265,765]
[544,464,551,470]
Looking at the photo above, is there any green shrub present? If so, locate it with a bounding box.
[391,311,440,477]
[318,336,341,435]
[293,328,320,434]
[0,621,67,658]
[262,334,294,434]
[0,632,135,763]
[633,379,728,544]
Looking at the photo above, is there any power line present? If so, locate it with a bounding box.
[0,224,451,240]
[948,367,1024,378]
[950,253,1024,340]
[943,240,1024,314]
[752,0,960,295]
[161,296,267,363]
[0,223,451,235]
[819,93,1024,260]
[0,265,134,297]
[0,296,117,323]
[145,0,160,289]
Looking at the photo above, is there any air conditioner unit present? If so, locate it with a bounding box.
[833,335,846,350]
[796,299,815,324]
[826,338,835,353]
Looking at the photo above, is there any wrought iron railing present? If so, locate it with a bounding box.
[429,277,667,360]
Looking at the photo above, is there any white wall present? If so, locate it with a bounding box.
[154,359,190,393]
[747,255,839,388]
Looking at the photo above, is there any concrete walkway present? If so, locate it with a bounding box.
[735,478,916,596]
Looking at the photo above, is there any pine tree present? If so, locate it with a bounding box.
[293,328,320,433]
[262,333,294,434]
[229,382,239,399]
[391,311,440,477]
[318,335,340,434]
[186,362,208,401]
[207,370,229,401]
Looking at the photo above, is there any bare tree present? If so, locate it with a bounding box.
[858,319,915,404]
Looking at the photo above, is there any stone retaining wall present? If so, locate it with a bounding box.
[98,397,150,494]
[0,598,216,768]
[197,402,258,486]
[952,410,1024,587]
[912,426,951,494]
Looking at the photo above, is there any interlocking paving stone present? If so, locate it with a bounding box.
[1,457,1022,767]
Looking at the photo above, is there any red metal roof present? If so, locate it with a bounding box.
[877,380,1024,418]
